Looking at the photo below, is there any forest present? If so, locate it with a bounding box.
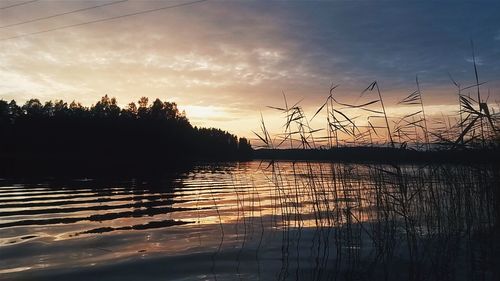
[0,95,253,175]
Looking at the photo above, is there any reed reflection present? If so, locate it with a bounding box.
[0,161,498,280]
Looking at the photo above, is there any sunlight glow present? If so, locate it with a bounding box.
[179,105,227,121]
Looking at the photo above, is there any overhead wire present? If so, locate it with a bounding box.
[0,0,38,10]
[0,0,208,42]
[0,0,128,29]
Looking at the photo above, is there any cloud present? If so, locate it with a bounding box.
[0,0,499,137]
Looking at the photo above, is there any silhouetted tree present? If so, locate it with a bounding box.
[238,138,253,159]
[0,100,9,122]
[22,99,43,116]
[8,100,22,120]
[138,97,149,119]
[121,102,137,119]
[0,96,253,175]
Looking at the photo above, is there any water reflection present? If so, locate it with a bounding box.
[0,161,498,280]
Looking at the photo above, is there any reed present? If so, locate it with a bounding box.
[259,55,499,150]
[255,160,498,280]
[246,50,500,280]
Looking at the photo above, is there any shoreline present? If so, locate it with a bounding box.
[253,147,500,164]
[1,147,499,177]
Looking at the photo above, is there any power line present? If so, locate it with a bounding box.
[0,0,128,29]
[0,0,208,42]
[0,0,38,10]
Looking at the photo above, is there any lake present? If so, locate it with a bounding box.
[1,161,499,281]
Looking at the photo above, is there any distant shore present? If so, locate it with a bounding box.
[253,147,500,164]
[2,146,500,178]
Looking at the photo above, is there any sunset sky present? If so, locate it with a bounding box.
[1,0,499,139]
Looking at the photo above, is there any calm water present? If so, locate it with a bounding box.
[0,161,498,281]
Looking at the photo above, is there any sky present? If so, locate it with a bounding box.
[1,0,499,141]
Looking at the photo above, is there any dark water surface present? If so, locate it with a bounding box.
[0,161,499,281]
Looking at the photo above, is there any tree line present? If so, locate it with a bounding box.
[0,95,252,175]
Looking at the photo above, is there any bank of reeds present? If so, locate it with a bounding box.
[246,49,499,280]
[236,160,499,280]
[255,46,499,151]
